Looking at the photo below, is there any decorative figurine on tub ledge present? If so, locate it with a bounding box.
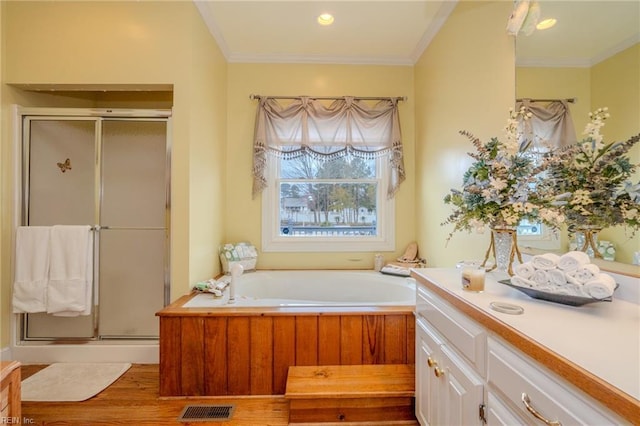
[381,242,426,276]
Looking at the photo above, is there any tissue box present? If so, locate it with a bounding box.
[220,242,257,274]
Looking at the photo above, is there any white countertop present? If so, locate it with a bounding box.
[412,268,640,402]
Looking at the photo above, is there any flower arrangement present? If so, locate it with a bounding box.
[443,108,565,242]
[538,107,640,235]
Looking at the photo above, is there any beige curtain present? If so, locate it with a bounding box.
[517,99,576,151]
[252,96,405,199]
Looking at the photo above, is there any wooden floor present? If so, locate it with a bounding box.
[21,364,290,425]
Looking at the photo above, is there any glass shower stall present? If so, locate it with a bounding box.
[19,107,171,341]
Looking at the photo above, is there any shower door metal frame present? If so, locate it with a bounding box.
[18,107,172,341]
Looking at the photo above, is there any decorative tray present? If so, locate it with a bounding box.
[498,279,617,307]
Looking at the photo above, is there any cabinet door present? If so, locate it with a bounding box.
[416,317,444,425]
[439,344,485,426]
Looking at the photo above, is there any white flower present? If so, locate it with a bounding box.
[490,177,508,192]
[500,209,521,225]
[540,208,565,225]
[583,107,609,146]
[503,106,531,156]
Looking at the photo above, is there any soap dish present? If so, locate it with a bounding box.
[498,279,617,307]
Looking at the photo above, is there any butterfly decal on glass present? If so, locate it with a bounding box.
[57,158,72,173]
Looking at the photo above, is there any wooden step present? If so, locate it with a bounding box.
[285,364,416,425]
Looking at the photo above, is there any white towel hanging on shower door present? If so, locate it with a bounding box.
[47,225,94,316]
[12,226,51,313]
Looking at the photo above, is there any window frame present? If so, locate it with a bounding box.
[517,223,560,250]
[261,155,395,252]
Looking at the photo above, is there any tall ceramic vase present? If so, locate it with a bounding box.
[483,227,522,276]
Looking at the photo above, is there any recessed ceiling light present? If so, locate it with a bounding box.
[317,13,334,26]
[536,18,557,30]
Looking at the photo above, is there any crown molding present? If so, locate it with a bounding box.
[518,34,639,68]
[194,0,231,61]
[516,57,592,68]
[590,33,639,66]
[410,0,458,63]
[226,53,414,66]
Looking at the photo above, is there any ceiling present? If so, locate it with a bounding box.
[515,1,640,67]
[195,0,455,65]
[195,1,640,67]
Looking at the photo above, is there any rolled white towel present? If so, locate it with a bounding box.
[553,283,584,297]
[583,273,617,299]
[531,253,560,270]
[566,274,582,286]
[567,263,600,284]
[557,251,591,272]
[547,269,567,286]
[514,262,536,279]
[531,269,550,286]
[510,276,536,288]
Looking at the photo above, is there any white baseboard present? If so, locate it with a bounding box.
[0,346,13,361]
[10,342,158,364]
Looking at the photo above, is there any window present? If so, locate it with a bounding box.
[262,154,394,252]
[253,96,404,252]
[514,99,574,250]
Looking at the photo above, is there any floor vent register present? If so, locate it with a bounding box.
[177,404,235,422]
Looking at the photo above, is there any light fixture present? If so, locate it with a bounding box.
[536,18,557,30]
[317,13,334,26]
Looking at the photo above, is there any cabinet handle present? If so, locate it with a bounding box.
[427,357,437,367]
[433,366,444,378]
[521,393,562,426]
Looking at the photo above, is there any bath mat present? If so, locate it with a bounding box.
[21,362,131,402]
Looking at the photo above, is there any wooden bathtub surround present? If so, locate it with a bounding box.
[285,364,416,424]
[1,361,21,421]
[157,293,415,397]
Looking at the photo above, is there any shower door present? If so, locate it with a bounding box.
[22,110,170,340]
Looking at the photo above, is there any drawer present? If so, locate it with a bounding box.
[416,316,445,352]
[487,337,624,425]
[485,391,526,426]
[416,284,486,376]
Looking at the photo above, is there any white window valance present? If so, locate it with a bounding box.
[252,96,405,199]
[517,99,576,150]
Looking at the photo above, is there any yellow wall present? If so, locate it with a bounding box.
[414,1,515,267]
[10,0,615,351]
[0,1,227,348]
[516,44,640,263]
[516,67,591,135]
[226,63,416,269]
[592,43,640,263]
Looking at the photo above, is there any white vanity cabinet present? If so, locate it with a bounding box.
[415,284,485,425]
[413,269,634,426]
[486,336,623,426]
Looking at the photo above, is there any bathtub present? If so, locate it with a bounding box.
[182,269,416,308]
[158,269,417,396]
